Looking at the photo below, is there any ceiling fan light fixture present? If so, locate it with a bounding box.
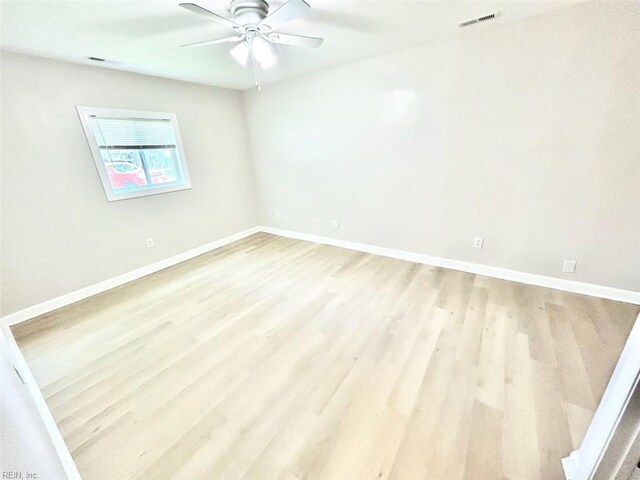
[230,41,250,66]
[179,0,323,88]
[251,36,276,69]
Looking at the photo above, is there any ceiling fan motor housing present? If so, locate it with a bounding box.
[230,0,269,26]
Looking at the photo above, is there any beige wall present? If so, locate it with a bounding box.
[244,1,640,293]
[1,52,259,315]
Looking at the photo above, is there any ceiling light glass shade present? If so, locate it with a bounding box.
[230,41,250,67]
[251,37,276,69]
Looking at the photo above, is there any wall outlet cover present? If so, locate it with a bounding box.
[563,260,577,273]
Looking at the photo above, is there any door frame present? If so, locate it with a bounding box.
[563,313,640,480]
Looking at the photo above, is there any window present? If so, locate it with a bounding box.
[77,106,191,201]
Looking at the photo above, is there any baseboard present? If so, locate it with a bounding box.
[1,227,260,327]
[562,450,581,480]
[3,224,638,328]
[259,226,640,305]
[2,324,82,479]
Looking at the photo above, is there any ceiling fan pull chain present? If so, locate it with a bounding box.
[251,51,262,91]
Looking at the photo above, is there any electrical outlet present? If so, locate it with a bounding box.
[331,220,338,230]
[473,237,484,249]
[146,238,155,248]
[274,211,281,220]
[562,260,577,273]
[340,221,346,231]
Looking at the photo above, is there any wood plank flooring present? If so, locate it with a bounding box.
[13,233,640,480]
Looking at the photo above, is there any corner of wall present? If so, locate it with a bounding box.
[239,87,268,226]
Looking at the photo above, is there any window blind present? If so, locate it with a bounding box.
[90,117,177,148]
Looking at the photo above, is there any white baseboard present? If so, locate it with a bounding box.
[3,224,638,329]
[562,450,581,480]
[259,226,640,305]
[1,227,260,327]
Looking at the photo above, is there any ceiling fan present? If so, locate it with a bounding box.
[179,0,324,90]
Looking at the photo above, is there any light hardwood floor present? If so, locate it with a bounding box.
[13,233,640,480]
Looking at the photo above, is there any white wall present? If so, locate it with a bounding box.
[244,1,640,293]
[0,52,259,315]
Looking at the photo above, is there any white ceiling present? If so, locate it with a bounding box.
[1,0,579,90]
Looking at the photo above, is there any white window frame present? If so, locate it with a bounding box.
[76,106,192,201]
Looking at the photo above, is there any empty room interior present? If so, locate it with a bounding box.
[1,0,640,479]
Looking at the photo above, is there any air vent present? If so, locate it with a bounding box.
[88,56,106,62]
[459,11,499,28]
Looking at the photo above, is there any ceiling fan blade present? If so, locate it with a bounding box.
[181,36,244,48]
[267,32,323,48]
[259,0,311,31]
[179,3,243,32]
